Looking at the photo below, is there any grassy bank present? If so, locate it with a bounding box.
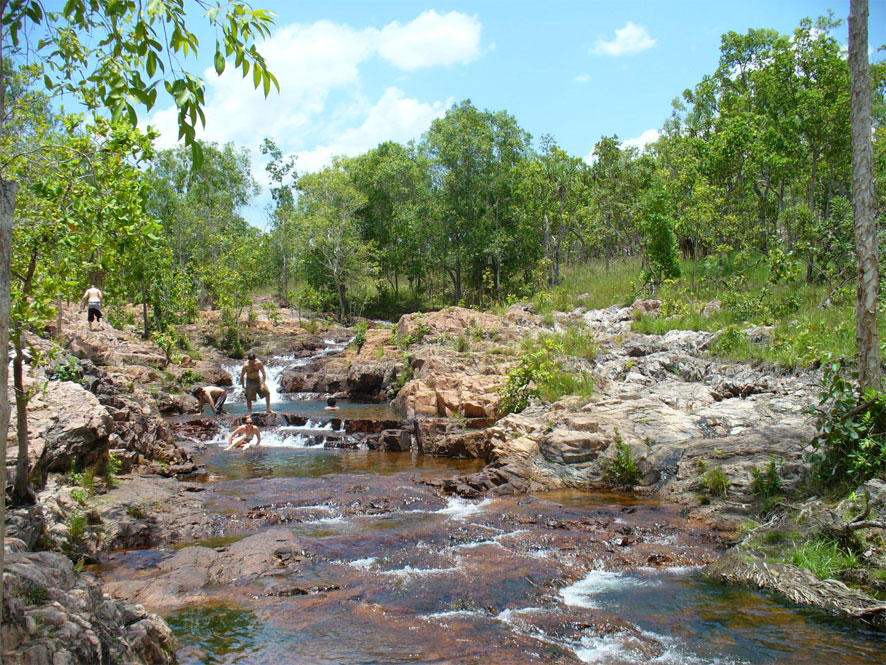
[528,256,876,370]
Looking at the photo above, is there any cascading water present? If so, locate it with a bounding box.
[105,341,885,665]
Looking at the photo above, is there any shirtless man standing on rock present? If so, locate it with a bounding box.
[79,284,104,331]
[240,352,273,414]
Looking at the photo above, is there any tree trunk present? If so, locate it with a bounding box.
[12,336,34,503]
[142,282,149,338]
[849,0,881,391]
[0,178,17,652]
[337,281,347,322]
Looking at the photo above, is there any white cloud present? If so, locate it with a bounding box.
[622,128,660,152]
[582,128,660,164]
[378,10,482,71]
[574,72,591,83]
[143,11,481,224]
[592,21,655,56]
[295,87,449,172]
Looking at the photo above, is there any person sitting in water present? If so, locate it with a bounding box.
[193,385,229,415]
[324,397,339,411]
[226,417,261,450]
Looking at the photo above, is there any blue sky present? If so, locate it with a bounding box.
[140,1,886,224]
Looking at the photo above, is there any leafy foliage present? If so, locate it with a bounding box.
[500,334,595,414]
[809,364,886,491]
[600,441,641,486]
[750,459,784,513]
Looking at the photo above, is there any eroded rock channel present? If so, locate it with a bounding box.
[6,304,885,664]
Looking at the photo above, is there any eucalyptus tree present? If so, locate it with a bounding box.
[0,0,278,621]
[849,0,880,391]
[422,100,532,303]
[516,137,587,288]
[587,136,649,270]
[296,159,376,321]
[260,137,298,299]
[347,140,432,298]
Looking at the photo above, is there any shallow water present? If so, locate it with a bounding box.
[100,350,885,664]
[99,445,884,665]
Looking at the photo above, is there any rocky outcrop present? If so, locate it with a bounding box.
[101,528,308,611]
[2,551,175,665]
[393,373,507,419]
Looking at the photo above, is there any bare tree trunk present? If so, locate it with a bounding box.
[12,336,34,503]
[849,0,881,391]
[0,178,17,654]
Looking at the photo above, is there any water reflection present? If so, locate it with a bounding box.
[200,446,485,481]
[165,605,264,665]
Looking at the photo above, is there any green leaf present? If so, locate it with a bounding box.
[214,45,225,75]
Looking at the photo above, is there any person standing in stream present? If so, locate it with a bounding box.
[240,352,273,414]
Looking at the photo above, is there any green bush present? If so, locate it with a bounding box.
[71,488,89,506]
[352,321,369,352]
[702,464,730,497]
[180,368,203,386]
[23,585,49,606]
[750,458,783,513]
[456,335,471,353]
[600,441,641,486]
[68,511,86,544]
[809,363,886,492]
[500,334,596,414]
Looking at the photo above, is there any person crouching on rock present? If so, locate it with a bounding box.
[226,417,261,450]
[193,385,229,415]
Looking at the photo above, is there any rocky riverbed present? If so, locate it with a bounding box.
[3,301,885,664]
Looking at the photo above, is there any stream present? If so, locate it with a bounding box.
[95,350,885,664]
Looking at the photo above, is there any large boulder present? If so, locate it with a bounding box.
[8,380,114,477]
[2,551,176,665]
[392,373,507,419]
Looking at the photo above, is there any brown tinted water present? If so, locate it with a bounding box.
[96,445,884,664]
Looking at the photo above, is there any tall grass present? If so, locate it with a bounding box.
[524,254,871,369]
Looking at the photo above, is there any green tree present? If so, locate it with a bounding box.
[422,100,532,303]
[347,141,431,299]
[0,1,278,631]
[296,160,377,321]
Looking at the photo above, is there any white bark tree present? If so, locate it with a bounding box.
[849,0,881,391]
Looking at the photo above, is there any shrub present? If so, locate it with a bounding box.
[262,301,282,325]
[500,335,595,414]
[809,363,886,492]
[702,464,730,497]
[600,441,641,486]
[71,488,89,506]
[127,504,146,519]
[352,321,369,353]
[68,511,86,544]
[23,585,49,605]
[180,368,203,386]
[53,357,85,384]
[785,538,859,580]
[750,458,783,513]
[302,319,319,334]
[456,335,471,353]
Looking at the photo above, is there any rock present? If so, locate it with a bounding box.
[393,373,507,419]
[102,529,306,611]
[10,381,114,478]
[702,300,722,317]
[379,429,412,452]
[540,429,608,464]
[2,551,176,664]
